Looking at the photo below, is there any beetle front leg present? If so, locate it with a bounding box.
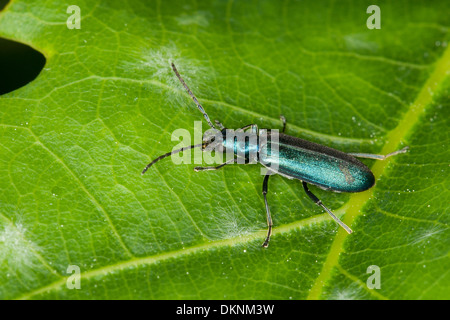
[194,158,236,171]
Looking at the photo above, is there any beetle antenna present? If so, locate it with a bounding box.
[142,143,203,175]
[171,63,217,130]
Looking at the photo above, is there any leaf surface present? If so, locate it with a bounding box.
[0,0,448,299]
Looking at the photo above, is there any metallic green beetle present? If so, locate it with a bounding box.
[142,63,408,247]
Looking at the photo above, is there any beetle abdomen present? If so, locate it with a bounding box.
[259,131,375,193]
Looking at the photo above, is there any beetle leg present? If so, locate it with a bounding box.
[302,182,353,234]
[262,173,273,248]
[348,146,409,160]
[214,120,225,130]
[237,124,258,131]
[280,115,286,133]
[194,158,236,171]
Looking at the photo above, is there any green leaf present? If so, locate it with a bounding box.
[0,0,449,300]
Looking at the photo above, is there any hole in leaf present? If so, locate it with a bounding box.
[0,0,9,11]
[0,38,46,95]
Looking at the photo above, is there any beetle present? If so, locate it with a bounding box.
[142,63,408,247]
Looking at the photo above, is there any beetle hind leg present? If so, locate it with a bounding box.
[302,182,353,234]
[348,146,409,160]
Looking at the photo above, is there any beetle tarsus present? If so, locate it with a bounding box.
[262,226,272,248]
